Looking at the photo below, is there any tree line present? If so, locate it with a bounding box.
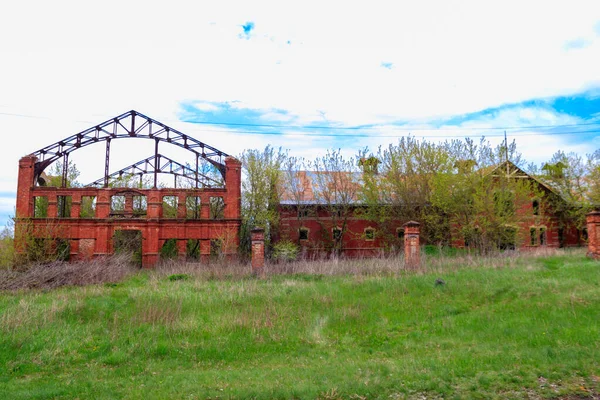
[240,137,600,257]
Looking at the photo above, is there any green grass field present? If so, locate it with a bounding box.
[1,252,599,399]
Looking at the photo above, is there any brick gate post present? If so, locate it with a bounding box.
[586,211,600,259]
[251,227,265,275]
[403,221,421,269]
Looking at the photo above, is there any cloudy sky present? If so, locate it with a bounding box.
[1,0,600,227]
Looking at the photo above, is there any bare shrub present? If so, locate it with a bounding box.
[0,253,136,291]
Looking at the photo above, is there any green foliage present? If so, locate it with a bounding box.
[537,150,598,230]
[112,230,142,266]
[186,239,200,259]
[162,196,178,218]
[0,226,14,269]
[422,245,467,257]
[160,239,178,260]
[272,240,299,262]
[0,253,599,399]
[13,220,70,265]
[239,145,287,257]
[79,196,96,218]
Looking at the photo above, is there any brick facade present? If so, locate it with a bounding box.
[15,156,242,268]
[277,165,583,259]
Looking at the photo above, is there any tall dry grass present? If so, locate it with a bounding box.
[154,246,582,280]
[1,246,584,291]
[0,253,136,291]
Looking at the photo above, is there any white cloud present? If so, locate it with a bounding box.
[0,0,599,198]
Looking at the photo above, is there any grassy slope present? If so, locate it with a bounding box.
[0,254,599,399]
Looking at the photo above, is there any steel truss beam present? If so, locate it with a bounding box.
[85,153,223,188]
[31,110,229,184]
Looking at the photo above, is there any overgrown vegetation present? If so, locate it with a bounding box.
[0,250,598,399]
[239,137,600,258]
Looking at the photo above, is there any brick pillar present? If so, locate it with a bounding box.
[16,155,36,218]
[251,227,265,275]
[96,190,111,218]
[177,194,187,219]
[142,224,160,268]
[177,239,187,261]
[586,211,600,258]
[200,239,210,263]
[403,221,421,269]
[124,193,134,218]
[146,190,161,220]
[224,157,242,220]
[70,193,81,218]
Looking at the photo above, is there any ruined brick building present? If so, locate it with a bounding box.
[277,161,584,258]
[15,110,241,267]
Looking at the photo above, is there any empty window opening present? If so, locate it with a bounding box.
[111,195,126,215]
[532,199,540,216]
[187,239,200,260]
[34,196,49,218]
[298,209,309,218]
[498,227,517,251]
[558,227,565,248]
[162,196,178,218]
[299,227,309,241]
[160,238,178,259]
[57,196,72,218]
[539,227,546,246]
[530,227,537,246]
[80,196,96,218]
[332,227,342,241]
[113,230,142,266]
[209,197,224,219]
[132,195,147,216]
[210,239,223,259]
[397,228,405,241]
[365,228,375,241]
[55,239,70,261]
[28,238,70,262]
[186,196,201,219]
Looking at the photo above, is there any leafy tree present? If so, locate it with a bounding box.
[537,150,590,232]
[360,137,455,246]
[239,145,287,258]
[309,149,360,255]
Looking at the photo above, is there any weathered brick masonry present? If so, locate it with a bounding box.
[15,111,242,267]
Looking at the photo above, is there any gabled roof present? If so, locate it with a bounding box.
[487,160,559,196]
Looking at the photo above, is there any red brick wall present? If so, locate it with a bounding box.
[278,205,404,258]
[14,156,242,268]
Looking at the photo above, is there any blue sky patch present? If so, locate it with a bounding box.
[179,88,600,151]
[564,38,592,50]
[439,90,600,127]
[380,62,393,70]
